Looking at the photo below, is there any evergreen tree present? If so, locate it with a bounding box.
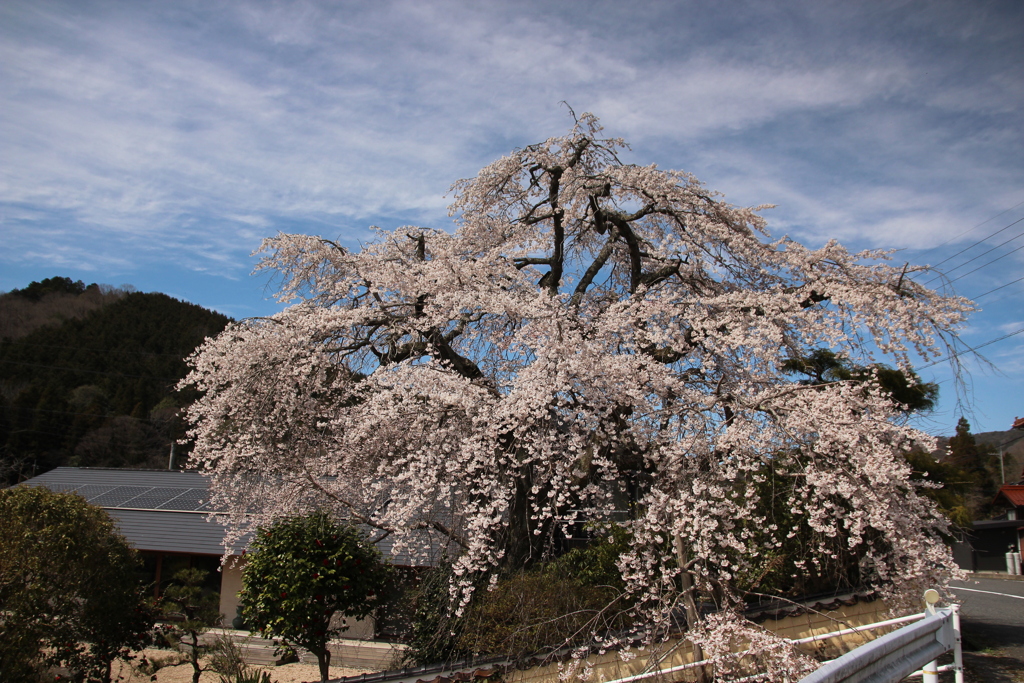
[0,286,231,482]
[947,417,999,518]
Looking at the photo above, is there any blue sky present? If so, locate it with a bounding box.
[2,0,1022,437]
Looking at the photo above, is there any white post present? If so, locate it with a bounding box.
[952,603,964,683]
[922,589,940,683]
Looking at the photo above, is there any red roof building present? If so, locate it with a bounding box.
[993,485,1024,511]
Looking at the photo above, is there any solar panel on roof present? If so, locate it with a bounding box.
[120,487,190,510]
[48,483,83,493]
[72,484,118,501]
[89,486,153,507]
[156,488,208,511]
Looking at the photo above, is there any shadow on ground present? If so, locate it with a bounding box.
[961,651,1024,683]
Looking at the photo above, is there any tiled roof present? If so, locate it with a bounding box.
[744,590,878,624]
[994,485,1024,508]
[1013,416,1024,430]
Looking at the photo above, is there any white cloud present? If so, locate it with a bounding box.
[2,0,1022,278]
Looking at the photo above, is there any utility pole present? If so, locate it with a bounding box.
[996,431,1024,484]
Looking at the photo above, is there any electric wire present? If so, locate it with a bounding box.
[0,339,193,358]
[0,359,181,382]
[942,241,1024,286]
[971,275,1024,301]
[918,327,1024,370]
[923,224,1024,286]
[914,198,1024,261]
[924,215,1024,272]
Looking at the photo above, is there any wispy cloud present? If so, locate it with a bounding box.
[2,0,1023,431]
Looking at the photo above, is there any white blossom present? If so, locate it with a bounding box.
[181,114,971,680]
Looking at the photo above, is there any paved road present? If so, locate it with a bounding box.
[949,577,1024,655]
[946,577,1024,681]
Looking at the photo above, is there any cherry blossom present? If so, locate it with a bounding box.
[181,114,971,678]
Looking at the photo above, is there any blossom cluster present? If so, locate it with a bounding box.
[181,114,971,679]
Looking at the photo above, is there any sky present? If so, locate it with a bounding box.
[1,0,1022,437]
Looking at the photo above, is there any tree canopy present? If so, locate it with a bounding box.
[0,485,155,682]
[182,114,972,677]
[239,513,390,682]
[0,288,231,483]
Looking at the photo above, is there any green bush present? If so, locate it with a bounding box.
[405,528,632,665]
[0,485,156,682]
[240,512,390,682]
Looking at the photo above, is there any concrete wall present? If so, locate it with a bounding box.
[219,555,246,626]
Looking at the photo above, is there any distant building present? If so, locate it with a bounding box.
[15,467,431,636]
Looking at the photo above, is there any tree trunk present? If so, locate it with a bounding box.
[675,534,707,683]
[316,646,331,683]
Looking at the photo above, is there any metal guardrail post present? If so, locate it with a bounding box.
[797,589,962,683]
[602,589,963,683]
[951,603,964,683]
[922,589,940,683]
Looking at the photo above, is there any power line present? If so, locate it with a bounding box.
[0,359,181,382]
[915,198,1024,261]
[972,275,1024,301]
[919,327,1024,370]
[944,241,1024,286]
[0,339,194,358]
[923,223,1024,286]
[925,215,1024,271]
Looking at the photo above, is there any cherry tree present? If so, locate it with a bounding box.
[182,114,971,677]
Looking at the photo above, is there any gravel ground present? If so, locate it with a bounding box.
[108,650,376,683]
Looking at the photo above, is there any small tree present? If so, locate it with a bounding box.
[161,568,222,683]
[240,512,390,682]
[0,485,156,682]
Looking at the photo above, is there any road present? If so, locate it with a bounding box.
[947,577,1024,682]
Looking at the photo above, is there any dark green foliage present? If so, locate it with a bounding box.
[904,445,973,527]
[460,531,632,662]
[7,276,89,300]
[403,561,473,666]
[0,284,230,483]
[0,278,124,341]
[405,531,631,666]
[0,485,156,682]
[161,568,222,683]
[730,457,866,599]
[240,512,390,682]
[946,417,1001,518]
[781,348,938,412]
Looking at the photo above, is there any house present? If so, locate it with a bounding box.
[16,467,430,635]
[988,478,1024,572]
[957,463,1024,574]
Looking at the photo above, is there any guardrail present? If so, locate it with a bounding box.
[798,603,963,683]
[602,590,961,683]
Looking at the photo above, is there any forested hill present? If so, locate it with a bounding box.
[0,280,231,483]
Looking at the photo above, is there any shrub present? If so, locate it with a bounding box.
[240,512,390,682]
[0,485,155,682]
